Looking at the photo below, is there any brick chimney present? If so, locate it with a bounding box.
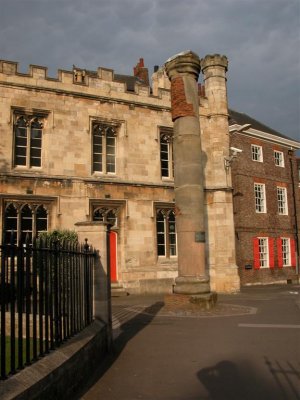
[198,83,206,97]
[133,58,149,85]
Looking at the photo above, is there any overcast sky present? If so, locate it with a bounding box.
[1,0,299,143]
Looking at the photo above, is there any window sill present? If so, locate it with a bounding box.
[92,173,117,178]
[157,257,177,263]
[13,167,43,172]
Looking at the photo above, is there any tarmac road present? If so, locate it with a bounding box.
[78,284,300,400]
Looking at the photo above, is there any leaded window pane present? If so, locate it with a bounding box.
[15,156,26,165]
[4,204,18,243]
[15,125,28,166]
[156,211,166,256]
[36,205,48,234]
[21,205,33,243]
[160,134,173,178]
[3,202,49,244]
[168,212,177,256]
[14,115,44,168]
[156,209,176,257]
[92,123,116,174]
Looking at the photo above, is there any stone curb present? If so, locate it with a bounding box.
[121,302,257,319]
[0,319,109,400]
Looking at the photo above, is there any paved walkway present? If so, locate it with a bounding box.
[78,284,300,400]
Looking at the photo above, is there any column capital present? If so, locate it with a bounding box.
[200,54,228,73]
[165,50,201,81]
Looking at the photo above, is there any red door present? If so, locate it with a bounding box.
[109,231,117,282]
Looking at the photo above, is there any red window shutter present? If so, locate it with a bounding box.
[277,238,283,268]
[268,238,274,268]
[253,238,260,269]
[291,239,296,268]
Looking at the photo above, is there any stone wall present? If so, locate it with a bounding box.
[0,56,241,293]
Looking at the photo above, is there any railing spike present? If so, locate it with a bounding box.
[0,233,96,377]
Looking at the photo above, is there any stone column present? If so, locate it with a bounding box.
[200,54,240,293]
[165,51,210,295]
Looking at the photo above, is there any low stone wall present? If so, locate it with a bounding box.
[0,319,110,400]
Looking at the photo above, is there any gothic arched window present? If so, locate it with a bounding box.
[3,202,48,244]
[4,203,18,244]
[160,128,174,179]
[156,208,177,257]
[93,207,118,228]
[92,123,117,174]
[14,114,44,168]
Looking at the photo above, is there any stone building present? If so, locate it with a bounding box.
[0,53,299,293]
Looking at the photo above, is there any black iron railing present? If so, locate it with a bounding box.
[0,235,95,379]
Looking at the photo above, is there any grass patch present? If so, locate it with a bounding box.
[0,336,34,377]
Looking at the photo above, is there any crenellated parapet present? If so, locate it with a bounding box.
[0,59,171,106]
[200,54,228,72]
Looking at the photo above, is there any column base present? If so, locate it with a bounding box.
[173,276,210,295]
[165,292,217,311]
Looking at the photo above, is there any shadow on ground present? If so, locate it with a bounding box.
[75,301,164,399]
[197,358,300,400]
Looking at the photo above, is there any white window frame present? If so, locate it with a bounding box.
[258,237,269,268]
[254,183,266,213]
[274,150,284,167]
[251,144,263,162]
[281,238,291,267]
[277,187,288,215]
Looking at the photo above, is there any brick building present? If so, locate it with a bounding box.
[0,54,299,293]
[229,110,300,285]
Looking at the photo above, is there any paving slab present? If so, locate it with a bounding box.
[78,284,300,400]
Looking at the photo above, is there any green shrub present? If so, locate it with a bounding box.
[38,229,78,243]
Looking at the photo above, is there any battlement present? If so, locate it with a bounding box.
[0,59,171,105]
[201,54,228,72]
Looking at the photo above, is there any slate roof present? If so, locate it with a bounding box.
[228,109,293,140]
[114,74,148,92]
[73,66,148,92]
[74,64,297,143]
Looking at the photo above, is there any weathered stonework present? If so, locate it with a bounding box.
[200,54,240,292]
[165,51,210,295]
[1,52,298,294]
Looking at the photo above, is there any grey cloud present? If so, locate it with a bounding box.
[0,0,299,141]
